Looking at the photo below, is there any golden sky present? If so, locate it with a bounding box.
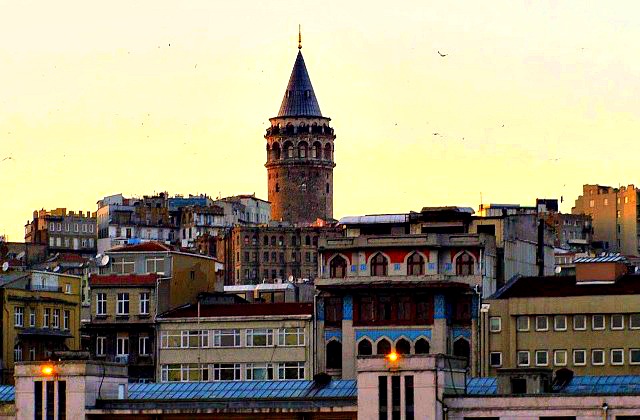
[2,1,640,241]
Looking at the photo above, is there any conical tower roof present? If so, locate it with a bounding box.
[277,51,323,117]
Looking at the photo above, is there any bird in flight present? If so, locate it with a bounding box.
[1,157,12,162]
[433,133,439,136]
[437,51,447,57]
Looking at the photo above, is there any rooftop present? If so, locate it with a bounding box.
[159,302,313,319]
[108,242,174,253]
[277,51,323,118]
[466,375,640,396]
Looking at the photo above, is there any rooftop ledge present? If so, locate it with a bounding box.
[316,274,481,289]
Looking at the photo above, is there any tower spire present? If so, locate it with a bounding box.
[298,25,302,50]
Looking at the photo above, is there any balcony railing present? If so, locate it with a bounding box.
[27,284,62,292]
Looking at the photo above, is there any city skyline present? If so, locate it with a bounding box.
[3,1,640,240]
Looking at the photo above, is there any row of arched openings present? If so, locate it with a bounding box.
[267,123,333,136]
[328,251,476,278]
[268,141,332,161]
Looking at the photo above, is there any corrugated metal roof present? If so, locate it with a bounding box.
[277,51,322,118]
[466,375,640,395]
[127,380,357,400]
[574,256,626,263]
[339,214,408,225]
[0,385,13,402]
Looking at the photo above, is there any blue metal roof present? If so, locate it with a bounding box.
[0,385,14,402]
[128,380,357,400]
[466,375,640,396]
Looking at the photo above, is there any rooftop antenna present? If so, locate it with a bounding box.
[298,24,302,50]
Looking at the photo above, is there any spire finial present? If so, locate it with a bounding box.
[298,25,302,50]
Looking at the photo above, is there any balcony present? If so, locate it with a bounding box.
[316,274,482,290]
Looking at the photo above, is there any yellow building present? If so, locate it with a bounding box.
[481,257,640,376]
[0,270,81,383]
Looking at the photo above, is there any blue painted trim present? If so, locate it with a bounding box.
[343,295,353,321]
[452,327,471,340]
[355,329,432,342]
[325,330,342,342]
[434,294,446,319]
[359,264,366,271]
[317,298,325,321]
[471,295,479,320]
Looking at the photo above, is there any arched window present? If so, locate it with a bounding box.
[396,338,411,355]
[330,256,348,278]
[324,143,332,160]
[284,141,294,159]
[243,236,249,245]
[298,141,308,158]
[407,252,425,276]
[270,236,276,246]
[370,253,388,277]
[326,340,342,370]
[376,338,391,355]
[312,141,321,158]
[285,123,294,134]
[272,142,281,160]
[456,252,475,275]
[266,144,271,161]
[305,235,311,246]
[415,338,430,354]
[275,183,280,193]
[263,235,269,246]
[312,236,318,246]
[358,339,372,356]
[278,236,284,246]
[453,338,470,362]
[252,235,257,245]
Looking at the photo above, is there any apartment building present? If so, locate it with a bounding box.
[155,302,313,382]
[482,256,640,376]
[572,184,640,255]
[0,270,81,383]
[25,208,96,257]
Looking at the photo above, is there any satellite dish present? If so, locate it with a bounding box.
[1,262,8,272]
[16,252,25,260]
[99,255,110,267]
[288,275,294,283]
[555,266,562,274]
[53,266,60,272]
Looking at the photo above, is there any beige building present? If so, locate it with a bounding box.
[24,208,97,257]
[482,256,640,376]
[0,270,81,383]
[572,184,640,255]
[156,302,314,382]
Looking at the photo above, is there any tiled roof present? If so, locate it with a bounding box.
[492,274,640,299]
[108,242,174,253]
[89,273,158,287]
[159,302,313,319]
[128,380,356,400]
[277,51,322,118]
[466,375,640,395]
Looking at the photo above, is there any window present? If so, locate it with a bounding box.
[592,349,605,365]
[516,316,530,331]
[49,222,55,232]
[117,293,129,315]
[277,362,305,380]
[277,328,305,346]
[29,347,36,361]
[246,363,274,380]
[391,375,401,420]
[65,284,72,294]
[405,375,414,420]
[29,310,36,327]
[630,314,640,329]
[517,351,530,366]
[145,257,165,273]
[455,252,475,275]
[358,339,373,356]
[489,352,502,367]
[604,198,608,206]
[14,307,24,327]
[246,329,273,347]
[96,293,107,316]
[573,315,586,330]
[377,339,392,355]
[535,350,548,366]
[44,308,50,327]
[630,349,640,365]
[212,363,241,381]
[182,330,208,348]
[379,376,387,420]
[573,349,586,366]
[139,336,150,356]
[212,329,240,347]
[414,338,430,354]
[180,364,208,382]
[111,256,135,274]
[592,314,605,330]
[96,336,106,356]
[370,253,388,276]
[326,340,342,369]
[611,314,624,330]
[489,317,501,332]
[161,364,181,382]
[14,344,22,362]
[589,199,595,208]
[58,380,66,420]
[554,315,567,331]
[554,350,567,366]
[396,338,411,355]
[611,349,624,365]
[161,331,181,348]
[535,316,549,331]
[51,309,59,329]
[117,335,129,356]
[329,256,348,278]
[407,252,425,276]
[139,292,150,315]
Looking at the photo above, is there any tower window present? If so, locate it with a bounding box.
[275,183,280,193]
[326,183,329,193]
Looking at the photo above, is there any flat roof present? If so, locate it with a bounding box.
[492,274,640,299]
[466,375,640,396]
